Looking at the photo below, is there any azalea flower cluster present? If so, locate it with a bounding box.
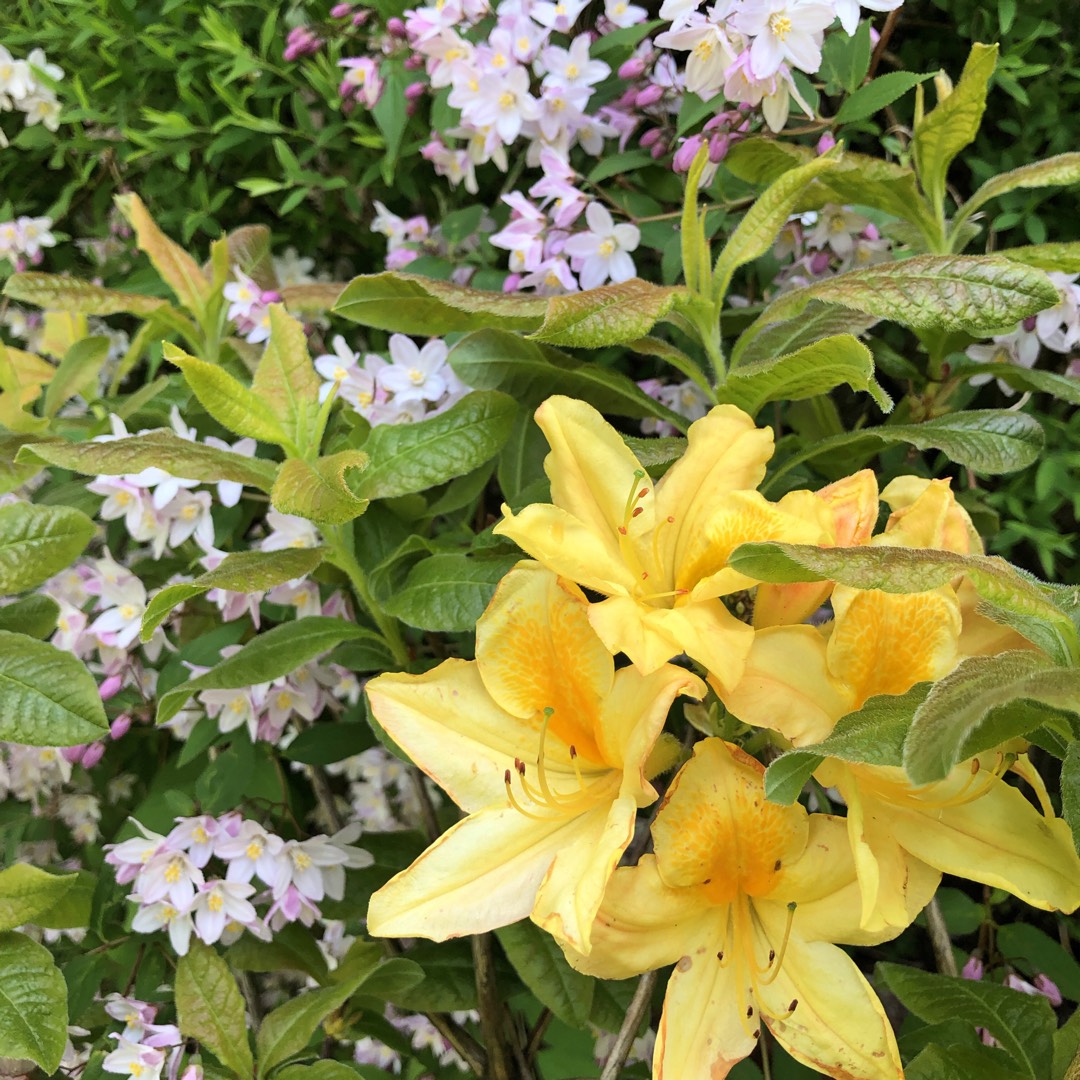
[0,214,56,271]
[362,395,1080,1080]
[965,270,1080,389]
[314,332,469,424]
[0,44,63,138]
[105,814,373,955]
[101,994,188,1080]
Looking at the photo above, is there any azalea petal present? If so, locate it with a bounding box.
[494,502,638,596]
[879,476,979,553]
[366,661,536,812]
[476,562,612,763]
[654,930,758,1080]
[885,769,1080,913]
[534,395,656,549]
[532,796,637,951]
[827,586,961,703]
[587,594,753,687]
[956,578,1035,656]
[716,625,853,745]
[752,922,904,1080]
[366,806,591,940]
[561,856,717,979]
[652,405,773,585]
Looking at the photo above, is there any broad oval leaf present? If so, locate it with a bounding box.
[1002,242,1080,274]
[353,390,516,500]
[3,272,168,317]
[0,503,95,596]
[16,430,279,493]
[43,337,111,419]
[731,302,879,368]
[0,866,77,934]
[0,632,109,745]
[140,547,325,640]
[175,941,254,1080]
[0,931,68,1074]
[271,452,369,526]
[252,305,321,453]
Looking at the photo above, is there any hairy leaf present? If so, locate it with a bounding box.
[3,272,169,317]
[252,305,321,452]
[271,452,369,525]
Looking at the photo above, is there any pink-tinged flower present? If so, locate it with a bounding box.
[266,883,321,930]
[15,217,56,259]
[962,955,985,981]
[104,823,167,885]
[164,490,213,551]
[966,328,1041,393]
[135,850,205,910]
[103,1037,166,1080]
[339,57,384,108]
[165,815,222,868]
[604,0,647,27]
[735,0,835,78]
[469,66,539,143]
[223,269,261,321]
[563,201,640,288]
[131,902,194,955]
[532,0,589,32]
[379,335,450,402]
[540,35,610,89]
[217,820,286,885]
[655,13,737,98]
[261,509,320,551]
[806,203,872,258]
[519,256,579,294]
[192,879,258,944]
[104,995,157,1041]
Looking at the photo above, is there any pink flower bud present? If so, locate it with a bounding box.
[816,132,837,154]
[99,674,124,701]
[616,89,638,108]
[404,54,424,70]
[639,126,662,148]
[961,955,984,981]
[863,223,880,241]
[179,1066,203,1080]
[405,81,426,100]
[352,9,371,26]
[62,745,87,765]
[330,2,353,16]
[387,17,407,36]
[709,132,730,163]
[110,714,132,740]
[650,141,667,159]
[260,289,282,304]
[502,273,522,292]
[672,135,704,174]
[618,56,647,80]
[1034,974,1063,1007]
[283,44,301,62]
[81,742,106,769]
[809,250,832,275]
[1023,316,1037,332]
[635,83,664,108]
[31,250,43,266]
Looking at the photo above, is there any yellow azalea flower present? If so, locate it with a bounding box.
[365,561,704,951]
[493,395,832,690]
[717,478,1080,927]
[562,739,936,1080]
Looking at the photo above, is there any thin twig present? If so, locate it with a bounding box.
[235,967,264,1027]
[599,970,657,1080]
[868,8,903,80]
[525,1008,553,1062]
[409,765,442,843]
[472,934,515,1080]
[925,896,958,976]
[308,765,344,833]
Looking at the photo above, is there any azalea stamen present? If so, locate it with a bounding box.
[569,745,587,792]
[758,902,797,986]
[504,769,554,821]
[618,469,648,535]
[1007,755,1055,819]
[640,587,690,602]
[907,752,1011,810]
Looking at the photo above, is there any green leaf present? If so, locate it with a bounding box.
[257,942,384,1078]
[961,152,1080,221]
[0,931,68,1074]
[281,283,349,315]
[495,920,595,1030]
[728,541,1078,665]
[380,941,478,1013]
[17,430,279,493]
[822,18,871,94]
[276,1064,363,1080]
[334,272,546,335]
[529,280,692,348]
[712,154,840,302]
[1063,742,1080,855]
[43,336,110,418]
[175,941,254,1080]
[373,60,408,172]
[878,961,1053,1079]
[252,306,321,453]
[353,391,516,500]
[1001,243,1080,274]
[997,923,1080,1003]
[448,330,689,431]
[732,302,879,368]
[3,272,169,317]
[382,553,520,632]
[906,1043,1036,1080]
[718,334,890,416]
[0,632,108,745]
[0,595,59,639]
[0,866,77,933]
[835,70,937,125]
[913,43,999,215]
[745,255,1057,338]
[226,923,329,984]
[764,687,925,804]
[157,617,376,726]
[141,547,325,640]
[30,871,93,931]
[271,452,369,526]
[0,503,95,595]
[164,342,291,447]
[903,651,1080,783]
[115,192,213,315]
[958,361,1080,405]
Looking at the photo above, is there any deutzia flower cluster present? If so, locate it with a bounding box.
[101,994,186,1080]
[326,746,437,832]
[0,45,63,140]
[105,814,373,955]
[314,333,468,424]
[0,215,56,271]
[354,1006,479,1073]
[965,271,1080,392]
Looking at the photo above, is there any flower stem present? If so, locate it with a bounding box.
[599,969,657,1080]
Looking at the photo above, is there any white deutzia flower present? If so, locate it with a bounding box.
[0,48,33,101]
[805,204,871,257]
[562,201,641,289]
[217,820,287,885]
[192,879,258,944]
[15,216,56,258]
[834,0,903,35]
[165,490,214,550]
[734,0,835,78]
[261,509,320,551]
[379,335,450,403]
[89,576,149,650]
[469,65,539,144]
[271,247,316,287]
[202,436,256,507]
[135,850,205,910]
[165,815,222,868]
[131,902,194,956]
[104,823,167,885]
[103,1037,167,1080]
[103,995,156,1042]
